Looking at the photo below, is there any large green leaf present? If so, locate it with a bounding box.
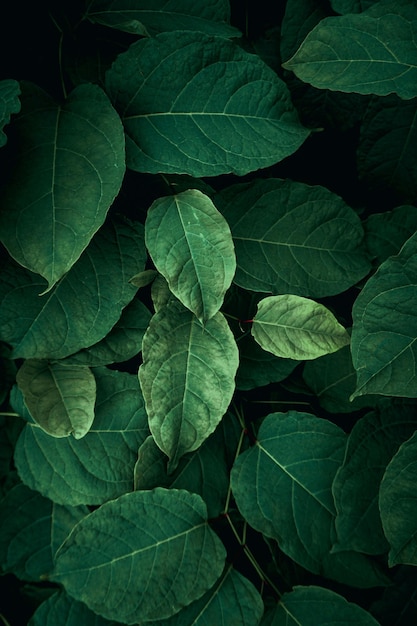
[217,179,370,297]
[139,300,238,471]
[380,431,417,566]
[230,411,347,574]
[14,369,149,506]
[52,489,226,624]
[105,31,309,176]
[0,82,125,289]
[351,231,417,398]
[262,586,381,625]
[0,78,20,147]
[145,189,236,323]
[282,0,417,99]
[357,96,417,206]
[0,483,87,581]
[365,205,417,265]
[16,360,96,439]
[28,591,120,626]
[252,295,350,360]
[0,217,146,360]
[86,0,239,37]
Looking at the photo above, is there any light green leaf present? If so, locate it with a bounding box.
[230,411,347,574]
[0,217,146,360]
[129,268,158,289]
[333,400,417,555]
[28,591,120,626]
[357,96,417,206]
[14,368,149,505]
[86,0,240,37]
[282,0,417,99]
[145,189,236,323]
[52,489,226,624]
[263,585,381,625]
[105,31,309,176]
[16,360,96,439]
[0,82,125,289]
[217,179,370,297]
[139,300,239,471]
[0,78,20,147]
[0,483,88,581]
[351,231,417,398]
[365,205,417,265]
[380,430,417,566]
[252,295,350,360]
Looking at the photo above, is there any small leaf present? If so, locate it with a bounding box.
[0,82,126,289]
[139,300,238,471]
[252,295,350,360]
[28,590,119,626]
[0,78,20,147]
[380,431,417,566]
[16,360,96,439]
[145,189,236,322]
[365,205,417,265]
[52,489,226,624]
[105,31,309,176]
[283,0,417,99]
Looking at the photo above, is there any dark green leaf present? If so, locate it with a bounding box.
[237,334,299,391]
[145,189,236,323]
[139,301,238,471]
[365,205,417,265]
[370,565,417,626]
[53,489,226,623]
[217,179,370,296]
[28,590,120,626]
[0,79,20,147]
[0,217,146,360]
[330,0,380,14]
[105,31,309,176]
[14,368,149,505]
[0,82,125,289]
[252,295,350,360]
[283,0,417,99]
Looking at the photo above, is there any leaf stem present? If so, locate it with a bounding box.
[0,412,19,417]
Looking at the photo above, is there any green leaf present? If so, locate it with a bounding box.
[333,400,417,555]
[0,483,88,581]
[0,217,146,360]
[263,585,381,625]
[365,205,417,265]
[237,335,299,391]
[217,179,370,297]
[282,0,417,99]
[351,231,417,398]
[252,295,350,360]
[0,79,20,147]
[16,360,96,439]
[139,301,238,471]
[105,31,309,176]
[28,591,120,626]
[330,0,380,14]
[14,368,149,506]
[380,430,417,566]
[145,189,236,323]
[86,0,240,37]
[230,411,347,574]
[0,82,125,290]
[370,566,417,626]
[52,489,226,624]
[357,96,417,206]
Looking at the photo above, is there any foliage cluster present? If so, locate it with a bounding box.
[1,0,417,624]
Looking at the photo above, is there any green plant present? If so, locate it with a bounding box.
[1,0,417,624]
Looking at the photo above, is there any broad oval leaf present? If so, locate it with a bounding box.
[351,231,417,398]
[139,300,239,471]
[282,0,417,100]
[52,488,226,624]
[145,189,236,323]
[0,78,20,147]
[105,31,310,176]
[14,368,149,506]
[0,217,146,360]
[231,411,347,574]
[0,82,126,289]
[263,585,381,625]
[380,430,417,566]
[252,295,350,360]
[16,360,96,439]
[217,179,370,297]
[86,0,239,37]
